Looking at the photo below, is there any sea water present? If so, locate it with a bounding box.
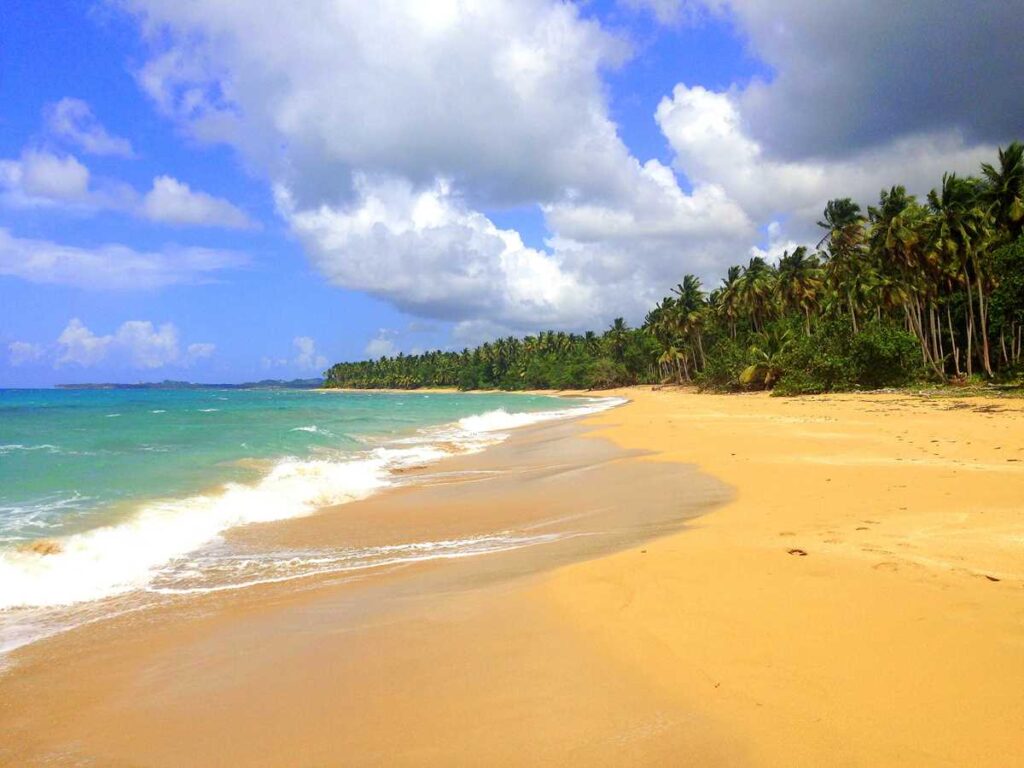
[0,388,621,653]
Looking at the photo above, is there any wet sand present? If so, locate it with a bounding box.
[2,389,1023,766]
[0,416,734,766]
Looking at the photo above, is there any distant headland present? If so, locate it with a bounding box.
[54,378,324,390]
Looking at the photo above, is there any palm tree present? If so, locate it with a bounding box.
[776,246,823,335]
[980,141,1024,242]
[606,318,629,363]
[736,257,776,333]
[818,198,866,331]
[715,265,742,338]
[928,173,992,376]
[672,274,707,369]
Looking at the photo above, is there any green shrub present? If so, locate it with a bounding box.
[773,318,921,395]
[696,336,749,391]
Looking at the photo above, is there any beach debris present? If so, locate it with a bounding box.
[19,539,63,556]
[787,548,808,556]
[984,575,1001,582]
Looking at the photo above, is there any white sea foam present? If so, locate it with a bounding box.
[0,396,624,614]
[457,397,626,434]
[0,444,61,455]
[290,425,333,436]
[198,408,220,413]
[148,532,566,596]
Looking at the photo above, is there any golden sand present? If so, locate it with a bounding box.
[1,389,1021,766]
[541,388,1024,766]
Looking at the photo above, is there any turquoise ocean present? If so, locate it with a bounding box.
[0,388,619,653]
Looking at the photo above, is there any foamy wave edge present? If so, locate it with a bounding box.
[0,396,624,612]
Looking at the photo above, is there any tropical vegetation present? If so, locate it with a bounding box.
[325,143,1024,394]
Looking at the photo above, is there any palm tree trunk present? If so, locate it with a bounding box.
[963,267,977,377]
[946,304,961,377]
[975,271,993,376]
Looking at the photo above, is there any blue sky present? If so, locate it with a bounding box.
[2,1,1020,386]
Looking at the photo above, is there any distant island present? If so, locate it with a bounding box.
[56,378,324,390]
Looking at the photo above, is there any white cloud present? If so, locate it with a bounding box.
[51,318,213,369]
[8,341,44,366]
[292,336,327,371]
[115,0,1013,341]
[44,98,135,158]
[0,150,253,228]
[113,320,180,368]
[186,342,216,362]
[364,332,397,359]
[0,227,245,290]
[0,150,92,207]
[125,0,631,208]
[278,177,599,329]
[655,84,997,241]
[263,336,328,371]
[56,319,113,367]
[141,175,254,229]
[2,102,252,228]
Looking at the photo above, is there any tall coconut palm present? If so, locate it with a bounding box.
[736,257,776,333]
[929,173,994,375]
[776,246,823,335]
[818,198,866,331]
[606,317,629,363]
[671,274,707,368]
[715,265,743,338]
[980,141,1024,242]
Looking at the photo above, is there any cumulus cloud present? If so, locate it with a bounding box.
[655,84,998,241]
[115,0,1017,339]
[52,318,213,368]
[8,341,44,366]
[0,150,94,207]
[0,227,246,290]
[44,98,135,158]
[363,333,397,359]
[292,336,327,370]
[125,0,632,208]
[262,336,328,371]
[2,101,253,227]
[56,319,114,367]
[0,149,251,229]
[141,175,254,228]
[644,1,1024,159]
[186,342,216,362]
[0,151,253,228]
[113,320,180,368]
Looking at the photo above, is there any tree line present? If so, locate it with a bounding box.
[325,143,1024,394]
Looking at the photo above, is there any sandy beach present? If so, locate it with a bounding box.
[1,389,1022,766]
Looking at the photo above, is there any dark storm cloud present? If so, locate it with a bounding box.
[724,0,1024,159]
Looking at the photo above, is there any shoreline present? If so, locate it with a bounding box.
[1,389,1021,765]
[0,390,613,648]
[0,402,732,766]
